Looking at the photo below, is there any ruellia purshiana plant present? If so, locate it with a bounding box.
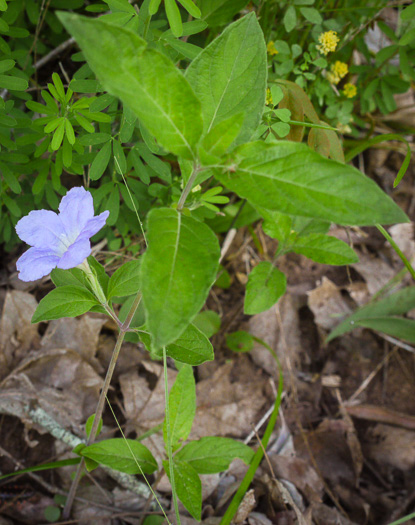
[4,0,413,522]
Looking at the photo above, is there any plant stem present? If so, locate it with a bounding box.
[177,165,199,211]
[376,224,415,283]
[163,348,181,525]
[62,292,142,519]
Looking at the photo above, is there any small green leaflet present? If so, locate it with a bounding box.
[186,13,266,147]
[107,259,141,299]
[216,141,408,226]
[80,438,158,474]
[32,286,99,324]
[327,286,415,342]
[51,267,88,288]
[244,262,286,315]
[140,208,220,349]
[175,436,254,474]
[139,323,214,365]
[164,458,202,520]
[163,365,196,451]
[58,13,203,160]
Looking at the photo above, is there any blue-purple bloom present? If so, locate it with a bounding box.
[16,187,109,282]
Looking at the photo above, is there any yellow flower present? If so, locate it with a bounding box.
[266,88,273,106]
[343,83,357,98]
[327,60,349,84]
[267,41,278,57]
[317,30,339,55]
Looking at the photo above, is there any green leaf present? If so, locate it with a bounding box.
[289,233,359,265]
[199,113,244,165]
[58,13,203,160]
[300,6,322,24]
[32,286,99,323]
[226,330,254,352]
[244,262,286,315]
[178,0,201,18]
[199,0,249,26]
[401,3,415,21]
[2,193,21,217]
[165,0,182,37]
[192,310,221,338]
[175,436,254,474]
[107,259,141,299]
[140,208,220,349]
[51,120,65,150]
[215,141,408,226]
[87,255,109,294]
[327,286,415,342]
[80,438,158,474]
[79,133,112,146]
[283,5,297,32]
[51,268,88,288]
[400,27,415,46]
[89,140,112,181]
[0,458,81,481]
[186,13,266,148]
[0,59,15,74]
[164,459,202,520]
[85,414,103,439]
[356,317,415,344]
[164,365,196,451]
[0,162,21,193]
[140,322,214,365]
[0,74,28,91]
[113,139,127,174]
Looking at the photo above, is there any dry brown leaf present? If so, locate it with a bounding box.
[312,503,358,525]
[40,314,106,369]
[192,356,267,439]
[353,252,395,295]
[120,362,177,435]
[234,489,256,523]
[364,423,415,472]
[268,454,323,503]
[248,293,303,380]
[1,347,103,426]
[307,277,352,330]
[294,419,357,489]
[0,290,39,379]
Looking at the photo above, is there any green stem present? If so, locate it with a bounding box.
[288,120,339,131]
[219,342,284,525]
[163,348,181,525]
[62,292,142,519]
[376,224,415,283]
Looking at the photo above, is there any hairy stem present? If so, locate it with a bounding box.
[62,292,142,518]
[163,348,181,525]
[177,166,199,211]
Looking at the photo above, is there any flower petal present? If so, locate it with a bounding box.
[15,210,65,249]
[57,237,91,270]
[16,247,60,282]
[59,187,95,241]
[78,210,110,241]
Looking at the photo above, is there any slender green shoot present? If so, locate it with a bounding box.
[163,348,181,525]
[376,224,415,283]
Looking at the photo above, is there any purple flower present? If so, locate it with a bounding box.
[15,187,109,282]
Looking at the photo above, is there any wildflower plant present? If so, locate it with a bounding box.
[3,0,415,523]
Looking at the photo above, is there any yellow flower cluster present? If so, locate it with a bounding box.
[343,83,357,98]
[267,41,278,56]
[327,60,348,85]
[266,88,273,106]
[317,30,339,55]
